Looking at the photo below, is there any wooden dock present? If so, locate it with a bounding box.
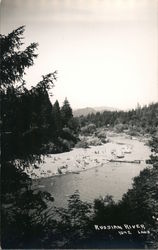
[108,159,141,164]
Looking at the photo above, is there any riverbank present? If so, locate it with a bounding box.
[25,132,151,179]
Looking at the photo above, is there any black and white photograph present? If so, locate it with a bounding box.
[1,0,158,249]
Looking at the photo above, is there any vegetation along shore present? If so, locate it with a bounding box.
[1,27,158,249]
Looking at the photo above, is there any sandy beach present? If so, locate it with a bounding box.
[25,132,150,179]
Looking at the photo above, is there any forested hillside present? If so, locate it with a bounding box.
[78,103,158,136]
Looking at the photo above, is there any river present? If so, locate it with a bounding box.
[33,134,151,208]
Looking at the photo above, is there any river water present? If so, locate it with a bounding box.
[33,135,151,208]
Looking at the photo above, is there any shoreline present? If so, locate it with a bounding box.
[35,160,111,181]
[26,131,150,180]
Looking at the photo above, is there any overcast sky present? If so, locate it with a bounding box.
[1,0,158,109]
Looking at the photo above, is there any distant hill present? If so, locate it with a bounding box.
[94,106,117,112]
[73,107,96,117]
[73,106,117,117]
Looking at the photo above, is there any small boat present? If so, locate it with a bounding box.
[117,155,124,159]
[116,151,124,158]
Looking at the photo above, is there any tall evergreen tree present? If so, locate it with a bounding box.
[1,26,56,248]
[61,98,73,127]
[52,100,62,133]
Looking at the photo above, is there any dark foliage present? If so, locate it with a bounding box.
[0,26,38,89]
[0,27,78,249]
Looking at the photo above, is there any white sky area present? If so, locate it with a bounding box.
[1,0,158,110]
